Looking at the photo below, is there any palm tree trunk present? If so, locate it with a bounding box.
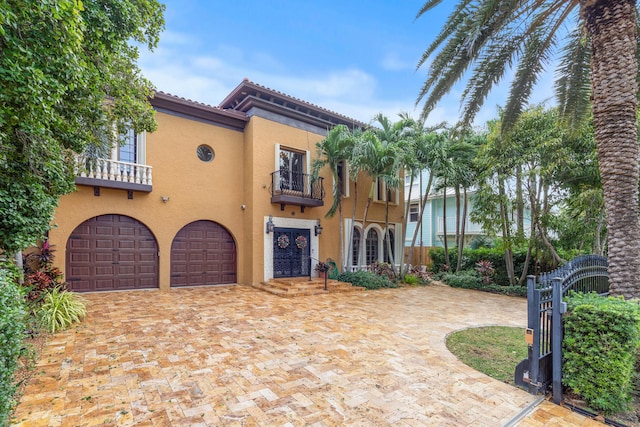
[454,186,461,247]
[347,181,359,270]
[338,202,343,272]
[405,174,434,275]
[584,0,640,298]
[498,177,515,285]
[455,188,468,272]
[442,182,450,268]
[515,165,524,238]
[384,199,397,278]
[400,174,416,277]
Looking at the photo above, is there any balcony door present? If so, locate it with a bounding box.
[279,148,304,193]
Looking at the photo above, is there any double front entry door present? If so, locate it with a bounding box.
[273,228,310,278]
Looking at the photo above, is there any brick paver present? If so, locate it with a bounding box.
[11,285,597,426]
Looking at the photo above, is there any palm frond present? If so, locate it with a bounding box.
[501,4,573,132]
[555,25,591,132]
[417,0,472,68]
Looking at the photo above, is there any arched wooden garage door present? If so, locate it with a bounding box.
[66,215,159,292]
[170,220,237,287]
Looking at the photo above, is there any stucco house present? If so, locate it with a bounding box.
[50,79,404,292]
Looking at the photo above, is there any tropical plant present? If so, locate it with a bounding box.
[475,260,495,285]
[336,270,397,290]
[312,124,355,271]
[0,0,165,254]
[0,266,27,426]
[314,261,330,273]
[21,240,67,302]
[368,113,414,277]
[416,0,640,297]
[37,287,87,333]
[402,122,448,277]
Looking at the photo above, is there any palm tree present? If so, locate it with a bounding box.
[353,116,406,272]
[416,1,639,297]
[403,123,448,277]
[312,125,354,272]
[370,114,413,276]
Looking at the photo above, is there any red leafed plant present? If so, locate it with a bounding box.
[22,241,67,302]
[475,260,495,285]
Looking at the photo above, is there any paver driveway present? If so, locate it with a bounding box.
[13,284,539,426]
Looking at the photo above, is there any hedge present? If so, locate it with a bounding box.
[429,247,531,286]
[0,267,28,426]
[336,270,398,290]
[563,293,640,414]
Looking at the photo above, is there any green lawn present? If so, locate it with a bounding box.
[446,326,528,385]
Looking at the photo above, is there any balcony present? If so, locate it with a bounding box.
[270,170,324,212]
[74,156,153,193]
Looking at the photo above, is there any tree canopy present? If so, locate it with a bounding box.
[417,0,640,297]
[0,0,165,253]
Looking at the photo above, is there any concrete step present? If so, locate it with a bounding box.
[252,277,365,297]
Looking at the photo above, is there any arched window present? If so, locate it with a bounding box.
[352,228,361,268]
[366,229,379,266]
[384,229,395,264]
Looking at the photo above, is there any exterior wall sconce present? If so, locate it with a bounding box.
[265,215,275,234]
[314,219,323,236]
[161,196,170,203]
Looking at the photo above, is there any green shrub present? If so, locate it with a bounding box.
[38,288,87,333]
[441,271,483,288]
[429,247,531,286]
[403,274,420,285]
[336,270,397,290]
[0,267,28,426]
[563,293,640,414]
[441,270,527,296]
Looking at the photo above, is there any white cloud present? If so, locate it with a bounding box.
[381,52,415,71]
[138,30,502,126]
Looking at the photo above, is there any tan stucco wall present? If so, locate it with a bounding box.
[49,109,405,290]
[50,111,246,290]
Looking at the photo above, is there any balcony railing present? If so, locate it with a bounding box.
[436,216,484,235]
[74,156,153,192]
[270,170,324,211]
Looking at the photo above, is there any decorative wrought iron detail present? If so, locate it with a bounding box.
[519,255,609,404]
[273,228,310,278]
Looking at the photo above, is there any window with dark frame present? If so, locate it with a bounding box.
[365,228,379,266]
[352,228,361,267]
[409,204,419,222]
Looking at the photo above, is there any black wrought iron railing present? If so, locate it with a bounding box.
[270,170,324,202]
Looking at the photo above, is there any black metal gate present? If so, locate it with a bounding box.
[273,228,310,278]
[516,255,609,403]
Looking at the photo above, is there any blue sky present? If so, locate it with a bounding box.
[139,1,555,128]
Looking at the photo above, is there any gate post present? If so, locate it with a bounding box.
[527,275,541,394]
[552,277,565,404]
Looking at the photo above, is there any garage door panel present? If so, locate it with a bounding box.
[69,266,90,276]
[171,220,237,287]
[68,239,90,250]
[69,252,90,263]
[66,215,158,292]
[118,227,135,236]
[94,279,115,291]
[118,253,135,262]
[139,240,156,249]
[95,253,114,263]
[139,253,156,262]
[95,239,114,249]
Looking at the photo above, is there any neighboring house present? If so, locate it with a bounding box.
[404,170,531,250]
[49,79,404,292]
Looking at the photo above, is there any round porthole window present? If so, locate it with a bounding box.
[197,145,214,162]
